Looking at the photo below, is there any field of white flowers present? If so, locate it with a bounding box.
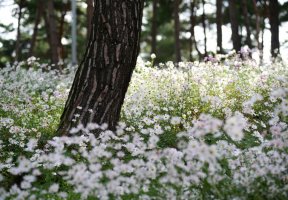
[0,53,287,200]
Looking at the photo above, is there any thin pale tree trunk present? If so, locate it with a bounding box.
[58,0,144,135]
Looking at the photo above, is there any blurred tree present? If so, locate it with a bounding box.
[29,0,43,57]
[242,0,252,49]
[216,0,223,54]
[269,0,280,57]
[44,0,61,68]
[174,0,181,63]
[228,0,241,51]
[202,0,207,56]
[151,0,158,55]
[15,0,24,61]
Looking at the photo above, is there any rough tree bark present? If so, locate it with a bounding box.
[228,0,241,51]
[269,0,280,57]
[174,0,181,63]
[57,0,144,135]
[87,0,94,40]
[216,0,223,54]
[29,0,43,57]
[151,0,158,55]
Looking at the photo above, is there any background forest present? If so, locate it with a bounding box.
[0,0,288,67]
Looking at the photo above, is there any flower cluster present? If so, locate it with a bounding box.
[0,55,287,199]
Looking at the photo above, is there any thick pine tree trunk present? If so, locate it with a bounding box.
[174,0,181,63]
[269,0,280,57]
[216,0,223,54]
[58,0,144,135]
[228,0,241,51]
[151,0,158,55]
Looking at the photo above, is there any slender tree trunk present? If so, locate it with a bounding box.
[216,0,223,54]
[228,0,241,51]
[253,0,260,50]
[174,0,181,63]
[15,0,24,61]
[189,0,196,61]
[202,0,207,56]
[58,0,144,135]
[269,0,280,57]
[29,1,43,57]
[44,0,60,67]
[151,0,158,55]
[87,0,94,40]
[189,0,202,60]
[58,10,67,60]
[242,0,252,48]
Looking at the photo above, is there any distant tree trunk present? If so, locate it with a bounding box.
[57,0,144,135]
[202,0,207,56]
[87,0,94,40]
[29,1,43,57]
[253,0,260,50]
[151,0,158,55]
[242,0,252,48]
[216,0,223,54]
[269,0,280,57]
[44,0,60,68]
[15,0,24,61]
[58,9,67,60]
[228,0,241,51]
[174,0,181,63]
[189,0,196,61]
[189,0,202,61]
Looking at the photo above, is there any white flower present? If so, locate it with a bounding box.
[170,116,181,125]
[49,183,59,193]
[224,112,247,141]
[151,53,156,59]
